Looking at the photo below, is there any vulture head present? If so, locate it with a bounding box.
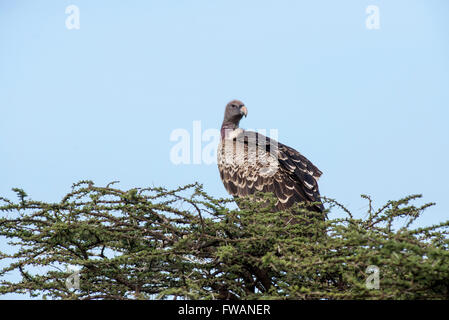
[222,99,248,130]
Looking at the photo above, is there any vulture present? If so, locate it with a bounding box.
[217,99,324,213]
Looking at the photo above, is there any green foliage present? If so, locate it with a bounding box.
[0,181,448,300]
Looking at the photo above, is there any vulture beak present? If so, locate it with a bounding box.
[240,105,248,117]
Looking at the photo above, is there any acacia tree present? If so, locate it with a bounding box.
[0,180,448,299]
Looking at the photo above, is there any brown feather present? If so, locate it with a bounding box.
[217,129,324,213]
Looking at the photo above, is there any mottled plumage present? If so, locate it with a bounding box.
[217,100,324,212]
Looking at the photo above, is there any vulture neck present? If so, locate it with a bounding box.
[220,122,240,140]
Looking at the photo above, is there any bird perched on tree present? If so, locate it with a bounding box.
[217,99,324,213]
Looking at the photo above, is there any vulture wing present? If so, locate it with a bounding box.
[217,130,324,212]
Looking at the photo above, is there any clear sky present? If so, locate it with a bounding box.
[1,0,449,298]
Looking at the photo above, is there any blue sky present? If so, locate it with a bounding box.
[1,0,448,222]
[1,0,449,297]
